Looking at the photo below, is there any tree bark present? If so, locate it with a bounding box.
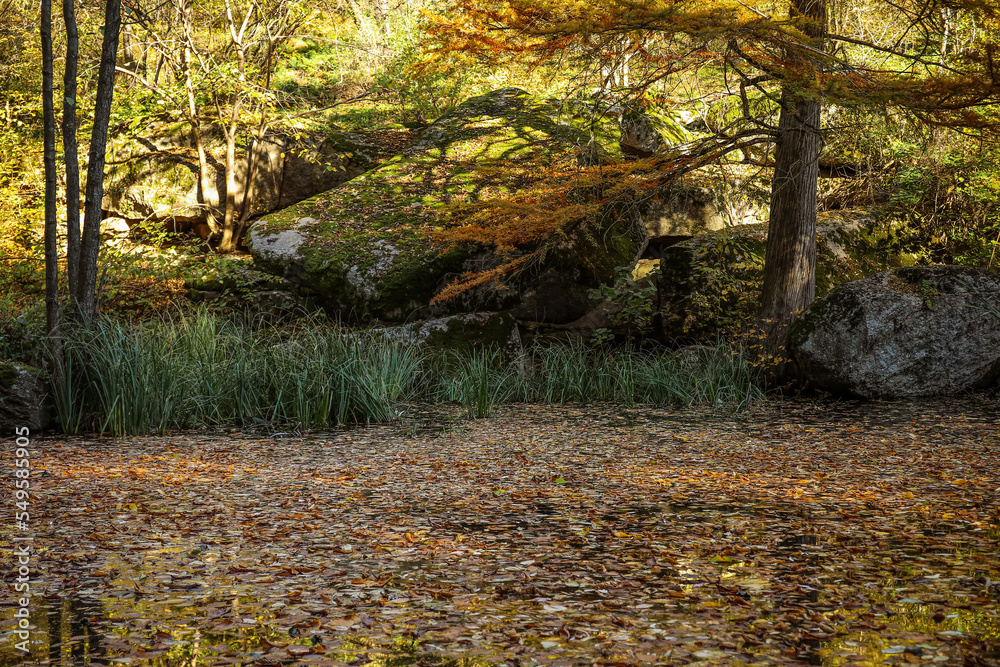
[63,0,80,298]
[42,0,60,350]
[758,0,826,373]
[217,115,241,252]
[759,91,821,355]
[76,0,122,322]
[179,0,222,238]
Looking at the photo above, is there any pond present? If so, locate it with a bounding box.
[2,399,998,666]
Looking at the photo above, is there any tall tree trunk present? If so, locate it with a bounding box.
[63,0,80,298]
[76,0,122,322]
[179,0,221,238]
[758,92,821,353]
[41,0,60,350]
[218,0,250,253]
[234,132,264,244]
[758,0,825,374]
[185,82,220,237]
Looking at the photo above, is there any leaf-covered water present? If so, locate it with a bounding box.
[3,399,999,666]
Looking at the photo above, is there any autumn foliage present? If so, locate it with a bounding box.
[419,0,1000,327]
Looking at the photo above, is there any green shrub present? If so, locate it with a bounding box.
[883,138,1000,267]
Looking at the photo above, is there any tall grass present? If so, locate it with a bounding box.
[431,339,765,418]
[436,347,517,419]
[50,311,420,435]
[47,311,765,435]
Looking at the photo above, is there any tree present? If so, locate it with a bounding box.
[214,0,303,252]
[76,0,123,321]
[422,0,1000,367]
[41,0,58,347]
[40,0,124,329]
[62,0,79,298]
[117,0,303,252]
[758,0,825,368]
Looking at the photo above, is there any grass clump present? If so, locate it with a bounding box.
[49,310,420,436]
[45,311,765,435]
[430,339,765,420]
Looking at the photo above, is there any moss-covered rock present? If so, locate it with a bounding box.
[650,210,927,342]
[248,88,647,323]
[0,364,18,391]
[642,184,764,238]
[0,363,50,432]
[788,266,1000,398]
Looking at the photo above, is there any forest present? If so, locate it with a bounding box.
[0,0,999,665]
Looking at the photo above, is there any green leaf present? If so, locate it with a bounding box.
[65,97,75,107]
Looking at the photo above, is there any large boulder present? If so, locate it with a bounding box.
[619,111,664,158]
[103,123,379,232]
[0,363,50,432]
[248,88,648,324]
[183,260,308,317]
[788,266,1000,398]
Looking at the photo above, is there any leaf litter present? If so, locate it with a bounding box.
[3,398,999,666]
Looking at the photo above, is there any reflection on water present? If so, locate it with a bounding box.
[1,597,104,665]
[815,604,1000,666]
[1,595,496,667]
[4,561,998,667]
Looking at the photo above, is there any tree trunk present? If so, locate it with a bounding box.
[187,93,220,237]
[180,0,221,237]
[758,91,821,356]
[41,0,60,350]
[235,131,265,243]
[217,120,241,253]
[218,0,249,253]
[63,0,80,298]
[758,0,825,373]
[76,0,122,322]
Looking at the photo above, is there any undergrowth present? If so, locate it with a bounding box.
[45,310,765,435]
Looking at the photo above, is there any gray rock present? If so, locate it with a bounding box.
[0,363,50,432]
[248,290,304,317]
[619,111,663,158]
[642,186,726,237]
[788,266,1000,398]
[372,311,522,357]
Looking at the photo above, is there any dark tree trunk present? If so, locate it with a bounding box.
[758,0,825,372]
[759,91,821,348]
[63,0,80,298]
[76,0,122,322]
[41,0,60,350]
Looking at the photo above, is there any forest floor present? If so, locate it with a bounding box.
[6,398,1000,667]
